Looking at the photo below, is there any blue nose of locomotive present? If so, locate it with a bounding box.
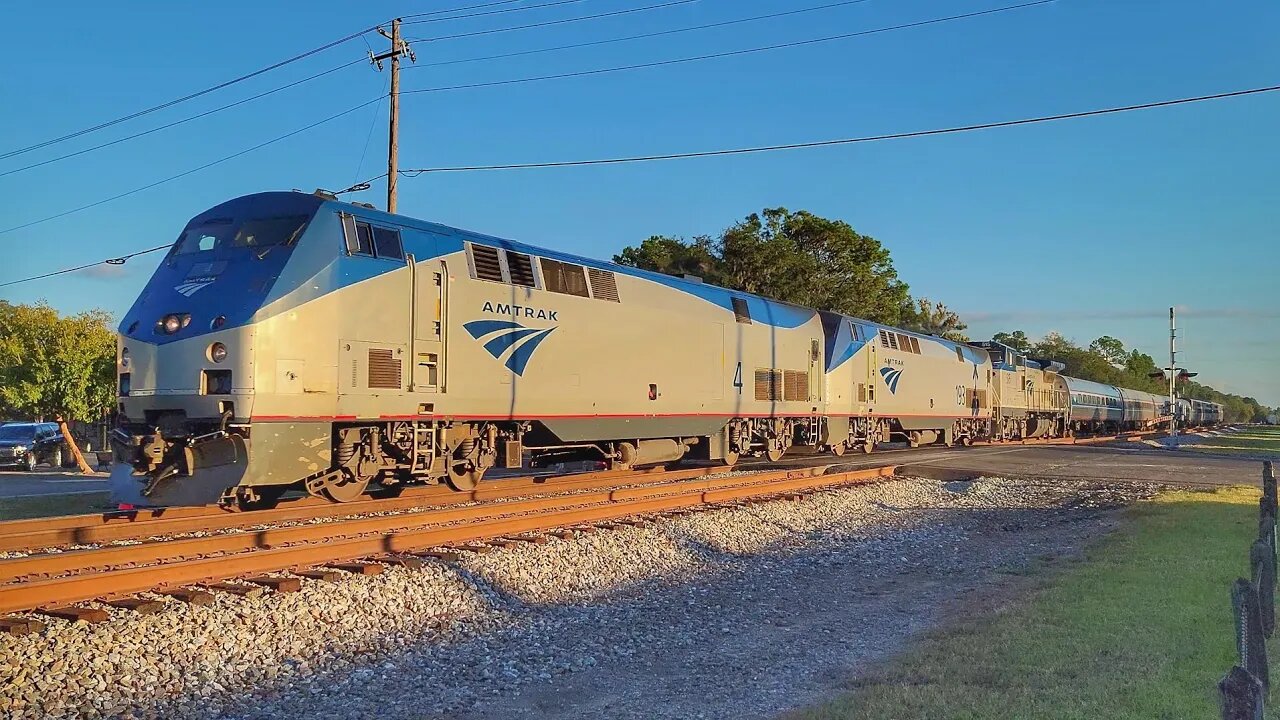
[118,192,326,345]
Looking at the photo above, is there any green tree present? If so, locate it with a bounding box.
[904,297,969,342]
[0,301,116,423]
[1089,336,1127,366]
[991,330,1031,352]
[613,235,724,284]
[1009,328,1264,423]
[615,207,914,325]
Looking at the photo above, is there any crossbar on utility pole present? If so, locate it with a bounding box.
[371,19,415,214]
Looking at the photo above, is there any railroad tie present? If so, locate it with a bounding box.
[202,582,265,599]
[454,544,495,554]
[328,562,384,576]
[38,606,109,623]
[0,616,45,635]
[160,588,214,606]
[106,597,165,615]
[383,555,426,569]
[245,576,302,593]
[413,550,463,562]
[296,569,343,583]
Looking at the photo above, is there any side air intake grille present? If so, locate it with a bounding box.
[470,245,504,282]
[367,349,402,390]
[783,370,808,401]
[754,369,782,401]
[507,251,536,287]
[588,268,620,302]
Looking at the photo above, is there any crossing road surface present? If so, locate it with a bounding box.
[0,470,108,499]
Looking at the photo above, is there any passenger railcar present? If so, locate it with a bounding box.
[1118,388,1165,430]
[1064,377,1125,433]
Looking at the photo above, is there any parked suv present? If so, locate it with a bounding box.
[0,423,69,471]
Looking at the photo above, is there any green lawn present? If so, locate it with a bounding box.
[1180,428,1280,457]
[789,486,1272,720]
[0,492,108,521]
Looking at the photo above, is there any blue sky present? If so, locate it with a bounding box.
[1,0,1276,403]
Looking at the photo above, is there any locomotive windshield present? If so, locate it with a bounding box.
[172,215,309,255]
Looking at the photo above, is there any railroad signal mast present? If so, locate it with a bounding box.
[370,19,416,214]
[1149,307,1197,442]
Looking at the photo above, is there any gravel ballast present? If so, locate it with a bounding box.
[1,475,1159,719]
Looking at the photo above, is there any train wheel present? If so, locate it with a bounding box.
[961,435,973,447]
[319,470,369,503]
[721,449,740,467]
[446,462,484,491]
[766,446,785,462]
[830,442,847,457]
[908,431,921,449]
[861,440,874,454]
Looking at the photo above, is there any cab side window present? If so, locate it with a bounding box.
[342,215,404,260]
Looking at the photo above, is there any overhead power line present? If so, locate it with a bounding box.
[0,33,375,162]
[414,0,873,69]
[0,97,382,237]
[389,85,1280,174]
[405,0,699,43]
[8,82,1275,290]
[0,59,368,179]
[403,0,589,26]
[0,245,172,289]
[0,0,548,161]
[403,1,1056,95]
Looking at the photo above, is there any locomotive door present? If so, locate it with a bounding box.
[863,324,877,413]
[410,256,448,393]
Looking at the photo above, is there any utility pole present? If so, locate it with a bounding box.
[371,19,415,213]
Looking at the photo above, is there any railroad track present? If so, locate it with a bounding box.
[0,429,1161,555]
[0,463,900,630]
[0,428,1175,633]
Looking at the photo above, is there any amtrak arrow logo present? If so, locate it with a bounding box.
[463,320,556,376]
[880,366,903,394]
[174,280,213,297]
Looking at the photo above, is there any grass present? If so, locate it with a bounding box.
[1180,427,1280,457]
[0,492,109,521]
[788,486,1272,720]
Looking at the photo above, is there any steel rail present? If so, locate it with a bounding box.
[0,465,895,613]
[0,428,1170,554]
[0,465,709,552]
[0,465,840,581]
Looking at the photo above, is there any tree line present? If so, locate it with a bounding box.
[0,301,116,424]
[615,206,1271,424]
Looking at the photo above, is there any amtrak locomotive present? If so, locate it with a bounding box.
[111,191,1222,508]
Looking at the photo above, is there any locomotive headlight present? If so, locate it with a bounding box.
[209,342,228,364]
[161,314,182,334]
